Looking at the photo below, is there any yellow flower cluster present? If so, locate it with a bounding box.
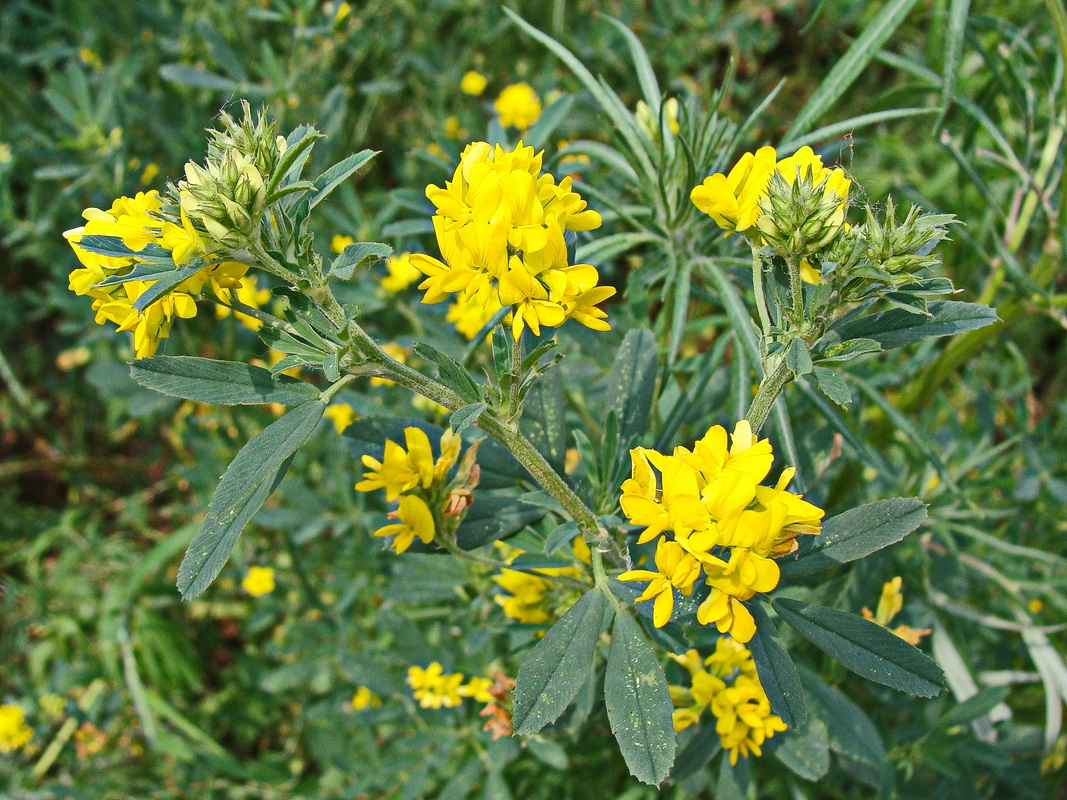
[670,638,787,765]
[461,70,488,97]
[350,686,381,711]
[64,190,251,357]
[617,421,823,642]
[410,141,615,340]
[493,82,542,129]
[861,576,932,646]
[493,538,591,624]
[690,145,850,259]
[0,704,33,753]
[324,402,357,434]
[241,565,276,597]
[380,252,422,294]
[407,662,494,709]
[355,427,463,553]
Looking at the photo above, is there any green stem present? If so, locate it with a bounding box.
[786,253,804,326]
[745,354,791,436]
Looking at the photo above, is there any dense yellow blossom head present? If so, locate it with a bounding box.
[460,70,488,96]
[0,704,33,753]
[410,141,614,340]
[241,565,276,597]
[493,82,542,129]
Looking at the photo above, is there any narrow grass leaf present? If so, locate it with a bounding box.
[603,16,662,113]
[935,0,972,131]
[774,598,946,696]
[785,0,921,140]
[513,589,608,734]
[605,611,677,786]
[779,107,937,153]
[178,402,324,597]
[132,356,318,406]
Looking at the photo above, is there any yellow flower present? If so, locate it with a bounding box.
[861,576,931,645]
[461,70,488,96]
[410,141,613,340]
[617,539,702,628]
[617,420,823,639]
[380,252,422,294]
[324,403,357,434]
[459,677,494,703]
[493,538,588,624]
[0,704,33,753]
[373,494,435,553]
[241,566,276,597]
[691,145,850,251]
[355,426,434,501]
[444,115,466,140]
[140,162,160,185]
[331,234,355,254]
[407,662,465,709]
[215,274,271,330]
[711,675,788,764]
[446,295,502,340]
[351,686,381,710]
[493,82,542,129]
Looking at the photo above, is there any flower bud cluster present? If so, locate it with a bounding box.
[756,162,850,258]
[172,103,285,249]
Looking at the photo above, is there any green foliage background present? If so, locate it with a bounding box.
[1,0,1065,797]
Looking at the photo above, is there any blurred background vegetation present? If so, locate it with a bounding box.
[1,0,1065,797]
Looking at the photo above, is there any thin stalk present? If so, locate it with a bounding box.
[748,241,774,343]
[786,253,804,326]
[745,354,791,436]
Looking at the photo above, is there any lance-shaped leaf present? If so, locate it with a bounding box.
[513,590,608,734]
[329,242,392,280]
[749,602,806,728]
[177,401,325,598]
[799,667,887,769]
[779,498,927,578]
[131,356,318,406]
[824,300,999,350]
[773,598,945,697]
[604,328,658,447]
[774,716,830,782]
[605,611,677,786]
[669,724,721,783]
[413,342,482,403]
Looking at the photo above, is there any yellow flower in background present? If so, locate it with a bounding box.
[331,234,355,254]
[669,637,786,764]
[324,403,357,434]
[407,662,465,709]
[241,566,276,597]
[350,686,380,710]
[447,295,502,340]
[0,704,33,753]
[461,70,488,96]
[444,115,466,140]
[635,97,681,140]
[617,420,822,639]
[458,677,494,703]
[373,494,436,553]
[493,82,541,129]
[410,140,614,340]
[380,252,422,294]
[493,537,589,624]
[140,162,160,185]
[215,274,271,330]
[862,576,931,645]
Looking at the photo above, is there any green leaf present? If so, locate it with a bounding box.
[815,338,882,363]
[786,338,813,376]
[513,590,608,734]
[799,667,886,768]
[177,401,325,597]
[716,757,748,800]
[575,231,661,267]
[602,16,662,114]
[131,356,318,406]
[524,94,576,150]
[329,242,392,280]
[413,343,482,403]
[669,724,721,783]
[811,366,852,406]
[159,63,238,91]
[825,300,999,349]
[604,611,677,786]
[449,402,487,434]
[784,0,922,140]
[773,599,945,696]
[454,495,544,550]
[749,603,807,728]
[266,126,323,198]
[544,521,580,556]
[521,367,567,475]
[934,0,971,131]
[605,328,658,446]
[779,497,927,578]
[774,716,830,782]
[779,107,938,153]
[940,686,1011,727]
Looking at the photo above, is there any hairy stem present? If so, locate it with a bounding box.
[745,354,791,436]
[749,241,774,346]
